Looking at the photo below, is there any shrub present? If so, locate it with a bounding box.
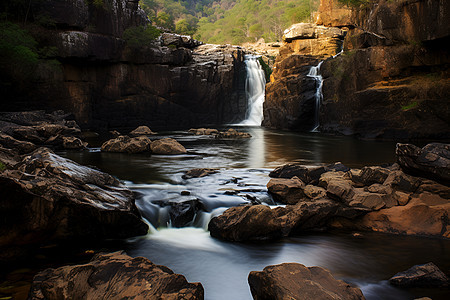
[123,25,160,48]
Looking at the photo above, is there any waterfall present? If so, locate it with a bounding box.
[240,55,266,126]
[307,61,323,132]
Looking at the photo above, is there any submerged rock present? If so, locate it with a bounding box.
[150,138,187,155]
[248,263,365,300]
[0,148,148,261]
[101,135,152,153]
[188,128,219,136]
[389,262,449,288]
[182,168,218,179]
[216,129,251,139]
[29,251,204,299]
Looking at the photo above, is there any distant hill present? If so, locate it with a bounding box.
[140,0,320,44]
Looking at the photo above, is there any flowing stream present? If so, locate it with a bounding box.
[60,128,450,300]
[239,55,266,126]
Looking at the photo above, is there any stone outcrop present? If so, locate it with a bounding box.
[248,263,365,300]
[101,135,152,153]
[389,262,449,288]
[3,1,248,131]
[150,138,187,154]
[0,147,148,262]
[319,0,450,139]
[216,128,251,139]
[129,125,157,136]
[182,168,218,179]
[29,251,204,299]
[262,23,345,130]
[188,128,219,135]
[315,0,353,27]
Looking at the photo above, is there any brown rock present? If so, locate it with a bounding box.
[349,190,387,211]
[216,128,251,139]
[389,262,449,288]
[304,184,327,199]
[188,128,219,135]
[356,166,391,186]
[394,191,411,206]
[62,136,88,149]
[0,132,37,154]
[248,263,365,300]
[267,176,307,204]
[101,135,152,153]
[315,0,353,27]
[150,138,187,155]
[182,168,218,179]
[130,125,157,136]
[326,178,354,202]
[29,251,204,299]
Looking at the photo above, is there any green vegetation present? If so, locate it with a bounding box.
[401,101,418,111]
[139,0,319,44]
[123,25,161,48]
[0,161,6,171]
[337,0,370,7]
[258,57,272,82]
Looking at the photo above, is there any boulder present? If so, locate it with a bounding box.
[325,178,354,202]
[355,166,391,186]
[129,125,157,136]
[216,129,251,139]
[101,135,152,153]
[304,184,327,200]
[0,132,37,154]
[396,143,450,185]
[29,251,204,299]
[182,168,218,179]
[188,128,219,135]
[248,263,365,300]
[0,148,148,261]
[161,33,202,48]
[208,200,367,242]
[270,163,349,185]
[62,136,88,149]
[267,176,307,204]
[150,138,187,155]
[389,262,449,288]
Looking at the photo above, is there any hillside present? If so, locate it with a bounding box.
[140,0,320,43]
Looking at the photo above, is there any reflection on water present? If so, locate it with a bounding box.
[58,127,447,300]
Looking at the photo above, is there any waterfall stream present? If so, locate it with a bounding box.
[307,61,323,132]
[240,55,266,126]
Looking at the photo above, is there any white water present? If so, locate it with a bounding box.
[307,61,324,132]
[240,55,266,126]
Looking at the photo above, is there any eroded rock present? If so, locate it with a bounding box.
[216,129,251,139]
[101,135,152,153]
[150,138,187,155]
[248,263,365,300]
[29,251,204,299]
[183,168,218,179]
[130,125,157,136]
[389,262,449,288]
[267,176,307,204]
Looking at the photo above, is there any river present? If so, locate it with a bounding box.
[59,127,450,300]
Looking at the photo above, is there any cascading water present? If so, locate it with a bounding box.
[307,61,323,132]
[239,55,266,126]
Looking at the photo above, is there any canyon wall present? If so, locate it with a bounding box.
[1,0,247,130]
[263,0,450,139]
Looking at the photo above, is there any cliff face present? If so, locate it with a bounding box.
[2,0,247,130]
[320,0,450,139]
[264,0,450,139]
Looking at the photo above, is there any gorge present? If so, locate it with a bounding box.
[0,0,449,300]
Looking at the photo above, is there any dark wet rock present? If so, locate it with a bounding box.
[150,138,187,155]
[62,136,88,149]
[182,168,218,179]
[161,33,202,49]
[129,125,157,136]
[181,190,191,196]
[28,251,204,299]
[208,200,367,241]
[270,162,349,185]
[0,148,148,261]
[153,199,204,228]
[245,194,262,205]
[389,262,449,288]
[248,263,365,300]
[267,176,307,204]
[0,146,20,169]
[101,135,152,153]
[396,143,450,185]
[216,129,251,139]
[355,166,391,186]
[0,132,37,154]
[188,128,219,135]
[109,130,121,138]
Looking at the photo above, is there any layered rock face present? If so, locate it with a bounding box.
[3,1,247,130]
[262,23,345,130]
[319,0,450,139]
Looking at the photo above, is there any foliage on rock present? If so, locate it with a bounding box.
[123,25,160,48]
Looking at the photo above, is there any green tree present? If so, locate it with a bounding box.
[123,25,161,48]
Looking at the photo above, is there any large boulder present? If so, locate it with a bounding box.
[389,262,449,288]
[29,251,204,299]
[0,148,148,261]
[270,162,349,184]
[248,263,365,300]
[129,125,157,136]
[396,143,450,185]
[101,135,152,153]
[150,138,187,155]
[267,176,307,204]
[208,200,367,242]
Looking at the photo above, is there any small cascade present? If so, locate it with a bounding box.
[240,55,266,126]
[307,61,324,132]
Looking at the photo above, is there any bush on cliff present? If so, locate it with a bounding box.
[123,25,161,48]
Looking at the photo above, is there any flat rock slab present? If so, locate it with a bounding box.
[29,251,204,299]
[248,263,365,300]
